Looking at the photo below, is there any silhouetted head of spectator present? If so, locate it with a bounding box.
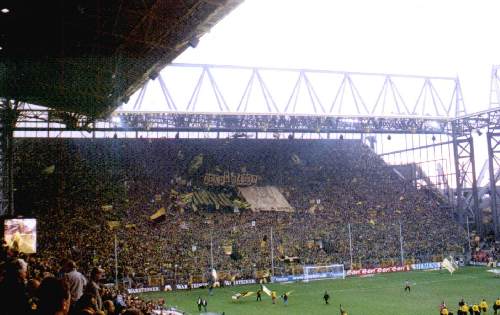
[3,258,28,283]
[103,300,115,315]
[63,260,77,273]
[90,266,104,282]
[75,293,97,313]
[37,277,71,315]
[27,278,40,297]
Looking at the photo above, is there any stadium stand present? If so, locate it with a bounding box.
[1,137,480,313]
[9,139,466,287]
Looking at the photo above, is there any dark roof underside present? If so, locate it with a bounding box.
[0,0,243,117]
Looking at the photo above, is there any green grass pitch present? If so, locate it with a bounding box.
[141,267,499,315]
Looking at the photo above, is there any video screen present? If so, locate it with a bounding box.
[4,218,37,254]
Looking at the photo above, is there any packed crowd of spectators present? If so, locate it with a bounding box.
[0,245,176,314]
[4,138,468,293]
[471,235,500,264]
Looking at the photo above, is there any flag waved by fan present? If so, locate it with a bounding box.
[442,256,458,274]
[211,268,218,281]
[231,291,255,300]
[261,285,272,297]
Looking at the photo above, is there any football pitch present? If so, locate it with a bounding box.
[141,267,499,315]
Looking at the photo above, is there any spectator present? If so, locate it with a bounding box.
[27,279,41,310]
[0,258,31,315]
[64,260,87,305]
[84,267,104,311]
[36,277,71,315]
[74,293,97,315]
[102,300,115,315]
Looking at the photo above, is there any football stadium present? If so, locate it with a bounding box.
[0,1,499,315]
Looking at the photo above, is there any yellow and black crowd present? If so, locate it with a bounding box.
[0,138,485,314]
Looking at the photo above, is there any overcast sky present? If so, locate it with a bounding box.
[173,0,500,113]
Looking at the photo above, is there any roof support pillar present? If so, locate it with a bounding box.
[0,99,19,216]
[452,124,481,237]
[487,132,500,240]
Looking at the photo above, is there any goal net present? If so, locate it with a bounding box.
[303,264,345,282]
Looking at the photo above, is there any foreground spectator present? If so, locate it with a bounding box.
[0,258,31,315]
[103,300,115,315]
[74,293,97,315]
[37,277,71,315]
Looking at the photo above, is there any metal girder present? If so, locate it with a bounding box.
[115,113,452,134]
[452,128,481,235]
[487,132,500,239]
[10,107,491,136]
[124,63,465,117]
[452,108,500,135]
[14,108,451,135]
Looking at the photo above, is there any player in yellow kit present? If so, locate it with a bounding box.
[440,306,449,315]
[494,297,500,315]
[479,299,488,314]
[472,303,480,315]
[460,303,469,315]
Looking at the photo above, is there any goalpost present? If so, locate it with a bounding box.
[303,264,345,282]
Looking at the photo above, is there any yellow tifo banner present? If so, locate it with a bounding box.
[149,207,166,221]
[42,165,55,175]
[107,221,121,229]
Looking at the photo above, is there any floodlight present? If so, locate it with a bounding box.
[149,72,158,80]
[188,37,200,48]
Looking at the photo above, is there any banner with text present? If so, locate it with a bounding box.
[272,271,344,283]
[410,262,441,271]
[204,172,259,186]
[173,278,256,290]
[347,265,411,276]
[127,287,160,294]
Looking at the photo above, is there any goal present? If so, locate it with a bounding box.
[303,264,345,282]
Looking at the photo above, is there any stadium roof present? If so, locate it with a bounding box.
[0,0,243,118]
